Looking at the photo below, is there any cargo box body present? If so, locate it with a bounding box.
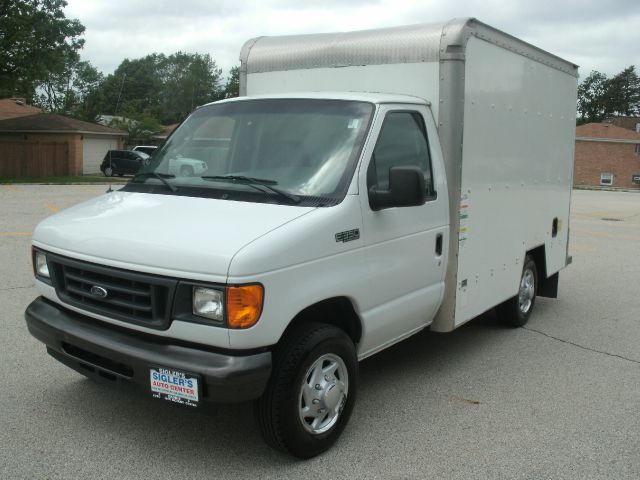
[240,18,578,332]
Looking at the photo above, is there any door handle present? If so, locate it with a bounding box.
[435,233,443,256]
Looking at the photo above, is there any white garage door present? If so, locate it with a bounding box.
[83,136,119,174]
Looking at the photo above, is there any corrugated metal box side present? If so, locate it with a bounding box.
[436,35,578,330]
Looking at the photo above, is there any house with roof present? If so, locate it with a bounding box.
[0,113,126,177]
[603,116,640,133]
[0,97,43,120]
[574,123,640,189]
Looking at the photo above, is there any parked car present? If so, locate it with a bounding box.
[133,145,208,176]
[100,150,149,177]
[132,145,158,156]
[165,155,208,176]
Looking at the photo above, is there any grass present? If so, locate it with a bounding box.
[0,175,129,184]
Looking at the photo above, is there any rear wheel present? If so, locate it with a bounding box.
[496,255,538,327]
[103,166,113,177]
[255,323,357,458]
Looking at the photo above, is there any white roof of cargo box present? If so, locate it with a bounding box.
[210,92,430,106]
[240,17,578,78]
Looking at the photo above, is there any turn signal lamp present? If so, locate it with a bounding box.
[227,284,264,329]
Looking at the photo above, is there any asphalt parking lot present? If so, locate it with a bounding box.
[1,185,639,479]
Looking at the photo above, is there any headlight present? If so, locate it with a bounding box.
[177,283,263,328]
[192,287,224,321]
[35,251,50,278]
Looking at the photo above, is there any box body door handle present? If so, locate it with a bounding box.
[435,233,443,256]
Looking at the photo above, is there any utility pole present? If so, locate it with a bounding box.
[114,73,127,115]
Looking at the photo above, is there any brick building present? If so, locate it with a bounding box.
[603,116,640,132]
[574,123,640,189]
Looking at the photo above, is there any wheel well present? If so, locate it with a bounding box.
[527,245,547,280]
[527,245,559,298]
[280,297,362,346]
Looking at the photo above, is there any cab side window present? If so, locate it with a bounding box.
[367,111,434,197]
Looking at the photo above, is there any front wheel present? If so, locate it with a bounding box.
[496,255,538,327]
[255,323,357,458]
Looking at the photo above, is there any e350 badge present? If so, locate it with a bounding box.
[335,228,360,243]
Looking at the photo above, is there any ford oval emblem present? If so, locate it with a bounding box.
[90,286,108,298]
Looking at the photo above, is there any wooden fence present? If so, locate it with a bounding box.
[0,142,71,178]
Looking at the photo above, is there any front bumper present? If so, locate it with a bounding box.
[25,297,272,403]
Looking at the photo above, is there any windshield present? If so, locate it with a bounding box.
[124,99,374,206]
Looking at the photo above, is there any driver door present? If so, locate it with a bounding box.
[358,104,449,355]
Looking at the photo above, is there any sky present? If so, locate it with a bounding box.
[64,0,640,81]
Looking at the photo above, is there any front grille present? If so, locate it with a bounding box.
[48,254,177,330]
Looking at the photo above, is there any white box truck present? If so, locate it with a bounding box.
[25,18,577,458]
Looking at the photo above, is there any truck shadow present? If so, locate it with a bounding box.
[358,309,502,392]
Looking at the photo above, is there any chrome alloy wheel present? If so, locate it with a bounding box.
[518,268,535,314]
[298,353,349,435]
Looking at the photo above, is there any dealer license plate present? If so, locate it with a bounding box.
[150,367,200,407]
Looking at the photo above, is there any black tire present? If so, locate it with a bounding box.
[180,165,194,177]
[255,323,357,459]
[496,255,538,327]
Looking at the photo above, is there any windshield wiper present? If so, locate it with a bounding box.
[201,175,300,204]
[132,172,178,192]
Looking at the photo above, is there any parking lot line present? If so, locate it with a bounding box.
[572,228,640,242]
[43,202,60,213]
[0,232,32,237]
[569,243,597,253]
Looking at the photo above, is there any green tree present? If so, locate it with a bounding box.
[577,66,640,123]
[36,60,103,116]
[88,52,223,124]
[158,52,222,123]
[221,66,240,99]
[100,54,165,117]
[605,66,640,117]
[0,0,85,100]
[70,61,104,120]
[577,70,609,123]
[107,110,163,146]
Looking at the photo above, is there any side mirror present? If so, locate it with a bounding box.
[368,166,427,211]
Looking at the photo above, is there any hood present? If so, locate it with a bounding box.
[34,191,314,280]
